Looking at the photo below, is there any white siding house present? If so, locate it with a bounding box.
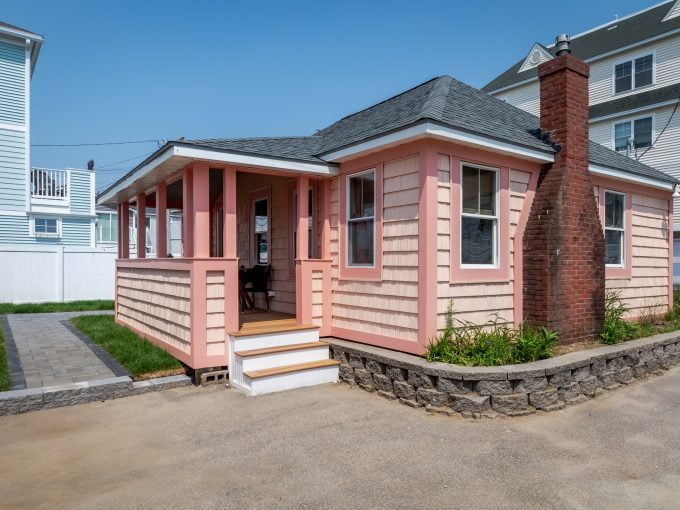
[484,0,680,282]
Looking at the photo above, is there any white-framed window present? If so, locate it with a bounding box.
[460,164,499,267]
[96,212,118,244]
[253,197,269,264]
[346,169,375,267]
[32,216,61,238]
[613,53,654,94]
[292,187,313,259]
[604,190,625,267]
[613,115,653,152]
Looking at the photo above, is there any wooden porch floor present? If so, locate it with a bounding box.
[233,309,318,337]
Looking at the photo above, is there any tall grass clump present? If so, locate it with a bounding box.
[425,301,558,366]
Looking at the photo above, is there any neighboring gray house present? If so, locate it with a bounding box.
[483,0,680,280]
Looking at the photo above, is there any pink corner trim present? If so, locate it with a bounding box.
[418,146,439,347]
[669,198,674,311]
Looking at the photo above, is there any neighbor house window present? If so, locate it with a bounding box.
[614,54,653,93]
[347,170,375,266]
[292,188,313,259]
[33,217,60,237]
[96,212,118,243]
[461,164,498,266]
[614,116,653,152]
[253,197,269,264]
[604,190,625,266]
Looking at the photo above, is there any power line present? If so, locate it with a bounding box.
[31,139,162,147]
[96,150,157,170]
[635,96,680,161]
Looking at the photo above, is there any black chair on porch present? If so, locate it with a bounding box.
[239,264,272,313]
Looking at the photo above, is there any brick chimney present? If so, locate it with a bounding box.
[522,35,605,343]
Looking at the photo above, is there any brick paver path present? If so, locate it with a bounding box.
[7,311,115,388]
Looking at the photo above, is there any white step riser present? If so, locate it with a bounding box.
[231,329,319,351]
[241,347,329,372]
[247,365,339,396]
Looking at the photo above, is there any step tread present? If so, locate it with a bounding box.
[235,341,329,358]
[230,322,320,337]
[244,359,340,379]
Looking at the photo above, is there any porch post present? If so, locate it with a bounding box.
[182,166,194,257]
[223,167,239,334]
[120,201,130,259]
[192,162,210,258]
[296,175,311,324]
[136,192,146,259]
[321,179,331,260]
[155,181,168,258]
[223,168,237,258]
[117,203,123,259]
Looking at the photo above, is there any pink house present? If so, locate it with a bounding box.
[98,40,677,395]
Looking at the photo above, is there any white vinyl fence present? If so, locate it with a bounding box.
[0,245,117,303]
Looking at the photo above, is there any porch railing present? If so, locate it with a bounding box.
[31,168,68,200]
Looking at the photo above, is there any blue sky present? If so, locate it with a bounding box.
[4,0,660,190]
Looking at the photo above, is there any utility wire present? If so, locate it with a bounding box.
[96,150,157,170]
[31,139,162,147]
[636,96,680,161]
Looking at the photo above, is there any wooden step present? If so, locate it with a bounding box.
[235,341,328,358]
[244,359,340,379]
[231,319,320,337]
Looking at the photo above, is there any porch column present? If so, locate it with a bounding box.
[223,167,239,334]
[156,181,168,258]
[321,179,331,260]
[296,175,309,261]
[296,175,310,324]
[182,166,194,257]
[117,203,123,259]
[136,192,146,259]
[192,162,210,258]
[120,201,130,259]
[223,168,237,258]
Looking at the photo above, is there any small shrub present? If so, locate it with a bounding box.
[600,291,631,344]
[425,303,557,366]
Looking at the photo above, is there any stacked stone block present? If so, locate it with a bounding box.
[329,332,680,419]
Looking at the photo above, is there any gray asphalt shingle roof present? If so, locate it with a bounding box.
[590,83,680,119]
[482,1,680,93]
[179,75,675,184]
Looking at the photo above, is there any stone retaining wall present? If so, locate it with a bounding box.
[328,331,680,418]
[0,374,192,416]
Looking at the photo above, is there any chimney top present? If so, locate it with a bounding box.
[555,34,571,56]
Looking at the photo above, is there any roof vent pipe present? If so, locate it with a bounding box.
[555,34,571,56]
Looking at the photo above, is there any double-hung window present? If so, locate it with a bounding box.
[614,116,653,152]
[614,54,653,93]
[461,165,498,266]
[604,190,625,267]
[347,170,375,266]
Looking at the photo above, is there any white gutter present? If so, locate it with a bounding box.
[97,144,338,205]
[0,26,43,75]
[589,163,675,190]
[320,121,555,164]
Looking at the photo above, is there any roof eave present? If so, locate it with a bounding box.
[589,163,678,190]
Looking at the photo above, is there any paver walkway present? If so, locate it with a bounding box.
[6,311,115,389]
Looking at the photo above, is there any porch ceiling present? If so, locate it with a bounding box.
[97,143,339,206]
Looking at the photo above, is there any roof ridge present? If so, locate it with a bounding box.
[419,76,453,121]
[187,135,318,143]
[317,76,443,131]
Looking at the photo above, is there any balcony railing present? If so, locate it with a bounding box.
[31,168,68,200]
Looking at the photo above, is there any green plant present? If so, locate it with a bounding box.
[601,290,638,344]
[425,302,558,366]
[0,300,114,314]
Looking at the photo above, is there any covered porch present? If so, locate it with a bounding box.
[107,155,334,370]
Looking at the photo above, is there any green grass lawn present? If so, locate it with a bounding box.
[70,315,184,379]
[0,324,9,391]
[0,300,114,314]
